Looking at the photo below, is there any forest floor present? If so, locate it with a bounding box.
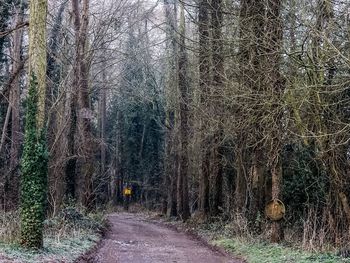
[84,212,240,263]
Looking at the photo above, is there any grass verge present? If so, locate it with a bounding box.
[0,207,106,263]
[214,238,350,263]
[160,215,350,263]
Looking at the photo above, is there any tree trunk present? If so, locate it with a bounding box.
[116,110,124,204]
[65,96,77,200]
[163,0,178,218]
[177,2,190,221]
[65,0,81,201]
[211,0,224,216]
[168,122,179,217]
[234,145,247,213]
[98,49,108,204]
[8,3,24,209]
[162,112,172,215]
[270,156,284,242]
[249,149,265,225]
[46,1,67,211]
[71,0,95,208]
[20,0,48,249]
[198,0,211,216]
[0,104,11,158]
[264,0,284,242]
[238,0,266,228]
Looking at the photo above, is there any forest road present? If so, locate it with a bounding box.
[89,212,241,263]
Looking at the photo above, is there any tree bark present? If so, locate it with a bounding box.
[65,0,81,201]
[211,0,225,216]
[8,3,24,208]
[28,0,47,128]
[71,0,95,208]
[98,48,108,204]
[163,0,178,218]
[264,0,284,242]
[198,0,211,216]
[177,2,191,221]
[0,104,11,156]
[238,0,266,227]
[249,149,266,225]
[20,0,48,249]
[234,145,247,213]
[168,115,179,217]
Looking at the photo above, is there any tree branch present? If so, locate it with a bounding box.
[0,21,29,38]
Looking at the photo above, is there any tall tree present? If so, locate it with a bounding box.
[98,50,107,203]
[0,1,16,208]
[0,0,11,70]
[8,0,24,209]
[211,0,224,216]
[237,0,266,226]
[198,0,210,216]
[46,0,68,211]
[264,0,284,242]
[177,2,191,221]
[163,0,178,218]
[69,0,95,208]
[76,0,95,208]
[20,0,48,248]
[65,0,80,201]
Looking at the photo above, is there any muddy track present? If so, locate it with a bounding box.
[85,212,241,263]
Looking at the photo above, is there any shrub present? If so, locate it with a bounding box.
[0,211,20,243]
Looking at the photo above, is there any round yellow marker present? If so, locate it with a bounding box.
[265,199,285,221]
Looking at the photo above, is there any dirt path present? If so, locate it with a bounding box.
[90,212,241,263]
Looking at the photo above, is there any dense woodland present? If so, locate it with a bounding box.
[1,0,350,252]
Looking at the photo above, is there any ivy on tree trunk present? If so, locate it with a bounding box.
[20,75,48,249]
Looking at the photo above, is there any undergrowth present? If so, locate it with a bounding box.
[215,239,350,263]
[180,214,350,263]
[0,206,105,263]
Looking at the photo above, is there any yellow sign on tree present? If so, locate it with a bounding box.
[265,199,285,221]
[124,187,132,196]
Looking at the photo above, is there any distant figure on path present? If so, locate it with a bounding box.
[123,184,132,211]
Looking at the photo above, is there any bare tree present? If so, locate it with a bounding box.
[177,1,191,221]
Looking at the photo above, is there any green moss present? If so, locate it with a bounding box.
[214,239,350,263]
[20,74,48,248]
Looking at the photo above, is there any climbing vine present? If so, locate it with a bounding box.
[20,75,48,248]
